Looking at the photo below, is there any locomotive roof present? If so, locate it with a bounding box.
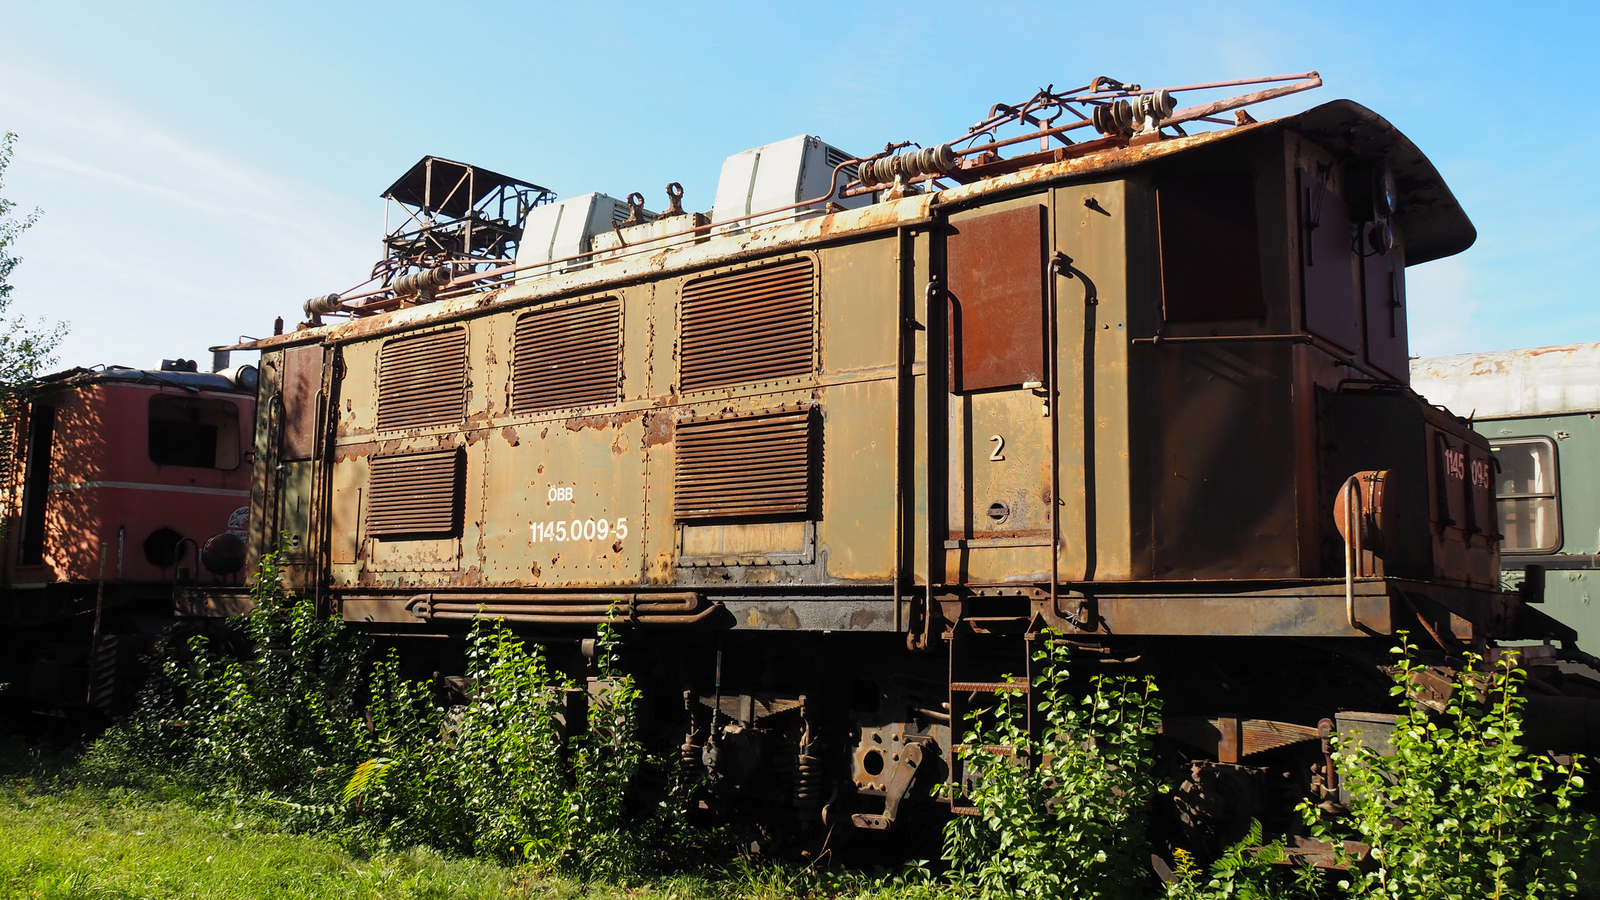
[31,365,252,395]
[235,98,1474,352]
[1287,101,1473,264]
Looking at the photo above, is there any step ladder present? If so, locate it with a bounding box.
[948,613,1039,816]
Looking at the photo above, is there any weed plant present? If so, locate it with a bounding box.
[943,637,1163,899]
[1162,821,1325,900]
[1303,638,1597,900]
[86,551,670,878]
[73,556,1600,899]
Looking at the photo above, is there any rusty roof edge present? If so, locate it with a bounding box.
[229,194,943,351]
[231,99,1473,351]
[1412,342,1600,420]
[1283,99,1475,265]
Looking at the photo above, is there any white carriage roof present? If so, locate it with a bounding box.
[1412,342,1600,419]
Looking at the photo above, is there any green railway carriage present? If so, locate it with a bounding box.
[1414,343,1600,648]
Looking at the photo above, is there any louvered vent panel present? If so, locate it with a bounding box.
[367,449,464,537]
[513,298,621,412]
[680,258,814,391]
[377,328,466,431]
[675,409,817,520]
[823,146,859,184]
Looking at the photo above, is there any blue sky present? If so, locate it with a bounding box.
[1,1,1596,370]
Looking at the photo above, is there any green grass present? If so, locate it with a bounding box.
[0,775,936,900]
[0,778,747,900]
[1,781,513,899]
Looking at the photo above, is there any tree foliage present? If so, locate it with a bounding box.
[0,132,65,399]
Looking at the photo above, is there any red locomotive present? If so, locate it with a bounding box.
[0,356,257,716]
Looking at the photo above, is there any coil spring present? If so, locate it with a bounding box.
[794,752,823,807]
[681,736,703,775]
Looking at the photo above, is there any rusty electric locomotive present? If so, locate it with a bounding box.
[222,74,1586,847]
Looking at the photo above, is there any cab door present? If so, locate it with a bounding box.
[943,199,1055,584]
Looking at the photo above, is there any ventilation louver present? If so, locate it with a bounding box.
[367,449,465,537]
[680,258,814,392]
[513,298,621,412]
[675,408,818,520]
[377,328,467,431]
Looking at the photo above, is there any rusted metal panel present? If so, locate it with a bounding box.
[721,597,896,631]
[814,379,897,580]
[278,459,313,555]
[280,344,322,461]
[680,257,815,392]
[948,390,1053,546]
[819,240,899,375]
[1074,581,1396,637]
[946,204,1046,392]
[1425,414,1500,588]
[1141,341,1299,578]
[1362,237,1407,380]
[329,456,364,566]
[478,414,646,588]
[1299,168,1359,351]
[675,408,817,520]
[1156,173,1265,321]
[367,449,464,536]
[376,328,466,431]
[513,297,621,412]
[1052,181,1133,582]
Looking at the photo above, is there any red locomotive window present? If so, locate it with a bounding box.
[1156,173,1266,322]
[148,395,241,470]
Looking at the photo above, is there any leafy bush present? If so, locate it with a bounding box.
[89,558,1600,898]
[1303,638,1596,900]
[86,549,365,805]
[89,553,667,878]
[944,637,1162,899]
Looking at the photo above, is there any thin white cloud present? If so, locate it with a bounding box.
[0,62,373,369]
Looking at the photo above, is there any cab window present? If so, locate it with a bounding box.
[149,395,241,469]
[1492,437,1560,553]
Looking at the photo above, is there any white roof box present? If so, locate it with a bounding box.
[515,193,652,281]
[711,135,867,234]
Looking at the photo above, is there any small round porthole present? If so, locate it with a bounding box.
[143,527,185,567]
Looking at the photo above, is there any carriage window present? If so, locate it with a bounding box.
[149,395,241,469]
[1492,437,1560,553]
